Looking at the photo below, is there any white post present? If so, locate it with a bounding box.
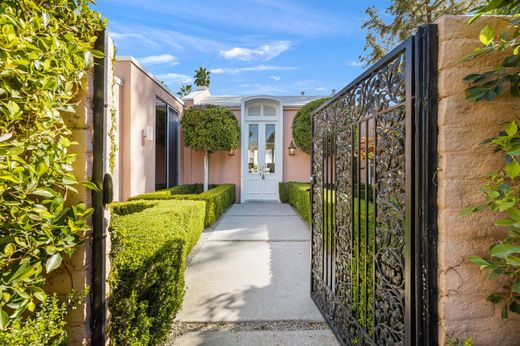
[204,151,209,192]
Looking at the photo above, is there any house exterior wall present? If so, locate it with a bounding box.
[179,105,311,202]
[115,58,184,201]
[283,108,311,182]
[436,15,520,345]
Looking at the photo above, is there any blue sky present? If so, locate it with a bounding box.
[94,0,389,96]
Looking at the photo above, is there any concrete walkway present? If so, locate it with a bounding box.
[168,203,339,346]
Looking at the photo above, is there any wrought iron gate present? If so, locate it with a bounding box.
[310,25,438,346]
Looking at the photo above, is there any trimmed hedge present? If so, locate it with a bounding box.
[291,98,329,153]
[278,182,289,203]
[130,184,235,226]
[108,199,206,345]
[279,182,311,222]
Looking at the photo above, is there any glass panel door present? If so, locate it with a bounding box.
[167,106,179,187]
[248,124,259,174]
[155,99,167,190]
[265,124,275,174]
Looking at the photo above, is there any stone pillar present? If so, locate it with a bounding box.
[44,36,117,344]
[436,15,520,345]
[44,69,95,345]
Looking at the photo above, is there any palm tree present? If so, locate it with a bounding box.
[177,84,193,98]
[194,67,211,88]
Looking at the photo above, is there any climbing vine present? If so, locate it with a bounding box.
[0,0,105,330]
[108,46,118,174]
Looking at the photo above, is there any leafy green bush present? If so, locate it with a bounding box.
[463,1,519,101]
[278,182,289,203]
[462,121,520,318]
[0,0,104,328]
[108,200,206,345]
[0,290,88,345]
[285,182,311,222]
[130,184,235,226]
[461,3,520,319]
[291,98,328,153]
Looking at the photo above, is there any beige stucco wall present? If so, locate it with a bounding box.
[44,68,95,344]
[115,59,184,201]
[436,15,520,345]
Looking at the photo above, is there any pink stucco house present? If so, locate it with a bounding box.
[114,56,321,203]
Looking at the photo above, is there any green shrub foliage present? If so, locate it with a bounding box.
[291,98,328,153]
[285,182,311,222]
[0,0,104,328]
[131,184,236,226]
[278,182,289,203]
[463,1,520,101]
[181,106,240,153]
[462,121,520,318]
[462,2,520,319]
[0,290,88,346]
[108,200,206,345]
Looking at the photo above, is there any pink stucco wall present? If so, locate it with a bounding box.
[179,106,310,202]
[283,108,311,182]
[180,107,242,201]
[115,58,184,201]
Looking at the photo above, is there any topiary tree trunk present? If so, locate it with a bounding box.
[204,151,209,192]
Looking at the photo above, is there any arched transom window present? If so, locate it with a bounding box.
[246,100,278,119]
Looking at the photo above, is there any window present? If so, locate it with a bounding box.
[263,105,276,116]
[248,124,258,173]
[247,102,278,118]
[155,98,179,190]
[265,124,275,173]
[248,105,261,117]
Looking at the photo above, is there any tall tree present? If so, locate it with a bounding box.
[361,0,481,65]
[177,84,193,98]
[194,67,211,88]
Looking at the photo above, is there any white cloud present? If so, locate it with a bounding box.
[270,76,282,81]
[155,73,193,85]
[210,68,225,74]
[220,41,291,61]
[139,54,179,66]
[346,61,363,67]
[210,65,297,74]
[110,22,225,53]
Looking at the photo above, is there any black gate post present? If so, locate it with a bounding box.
[414,24,439,346]
[91,29,108,345]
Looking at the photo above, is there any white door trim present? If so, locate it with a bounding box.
[240,97,283,203]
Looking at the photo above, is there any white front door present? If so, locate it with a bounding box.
[243,122,280,201]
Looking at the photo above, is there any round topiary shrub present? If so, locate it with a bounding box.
[181,105,240,191]
[291,98,329,153]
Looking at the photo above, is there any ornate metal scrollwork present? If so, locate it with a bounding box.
[311,47,408,346]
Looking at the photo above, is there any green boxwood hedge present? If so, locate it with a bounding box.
[278,182,289,203]
[108,199,206,345]
[130,184,235,226]
[279,182,311,222]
